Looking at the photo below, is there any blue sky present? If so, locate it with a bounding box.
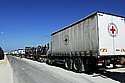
[0,0,125,51]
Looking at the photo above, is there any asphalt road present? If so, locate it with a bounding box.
[7,55,125,83]
[102,68,125,83]
[8,56,70,83]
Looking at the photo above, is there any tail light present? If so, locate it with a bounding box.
[98,59,104,63]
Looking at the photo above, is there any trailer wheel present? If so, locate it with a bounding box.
[37,57,41,62]
[46,58,53,65]
[73,58,84,72]
[84,58,98,72]
[113,59,117,68]
[84,63,90,72]
[65,58,72,70]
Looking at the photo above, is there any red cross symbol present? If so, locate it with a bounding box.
[110,26,116,34]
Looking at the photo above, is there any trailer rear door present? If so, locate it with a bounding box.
[98,12,125,56]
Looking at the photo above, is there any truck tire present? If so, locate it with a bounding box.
[46,58,53,65]
[113,64,116,68]
[73,58,84,72]
[65,58,72,70]
[84,63,90,72]
[84,59,97,72]
[113,59,117,68]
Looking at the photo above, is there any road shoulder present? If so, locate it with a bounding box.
[0,55,13,83]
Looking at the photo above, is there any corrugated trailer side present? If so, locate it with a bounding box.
[52,13,98,55]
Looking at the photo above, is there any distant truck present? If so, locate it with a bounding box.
[25,44,49,62]
[10,49,25,57]
[46,12,125,72]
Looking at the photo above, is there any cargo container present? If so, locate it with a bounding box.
[10,50,18,56]
[18,49,25,55]
[46,12,125,72]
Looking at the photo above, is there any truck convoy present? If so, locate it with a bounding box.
[9,11,125,72]
[46,11,125,72]
[10,44,49,62]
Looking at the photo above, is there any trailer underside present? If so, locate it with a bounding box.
[46,53,125,72]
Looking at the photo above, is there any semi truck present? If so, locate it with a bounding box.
[24,44,49,62]
[46,11,125,72]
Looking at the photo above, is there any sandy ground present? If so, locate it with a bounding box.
[0,55,13,83]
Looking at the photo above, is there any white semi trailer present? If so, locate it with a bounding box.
[47,12,125,72]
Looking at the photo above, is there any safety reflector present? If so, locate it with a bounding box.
[121,49,125,52]
[100,48,107,52]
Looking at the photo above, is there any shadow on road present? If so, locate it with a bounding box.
[52,63,125,83]
[93,67,125,83]
[101,71,125,83]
